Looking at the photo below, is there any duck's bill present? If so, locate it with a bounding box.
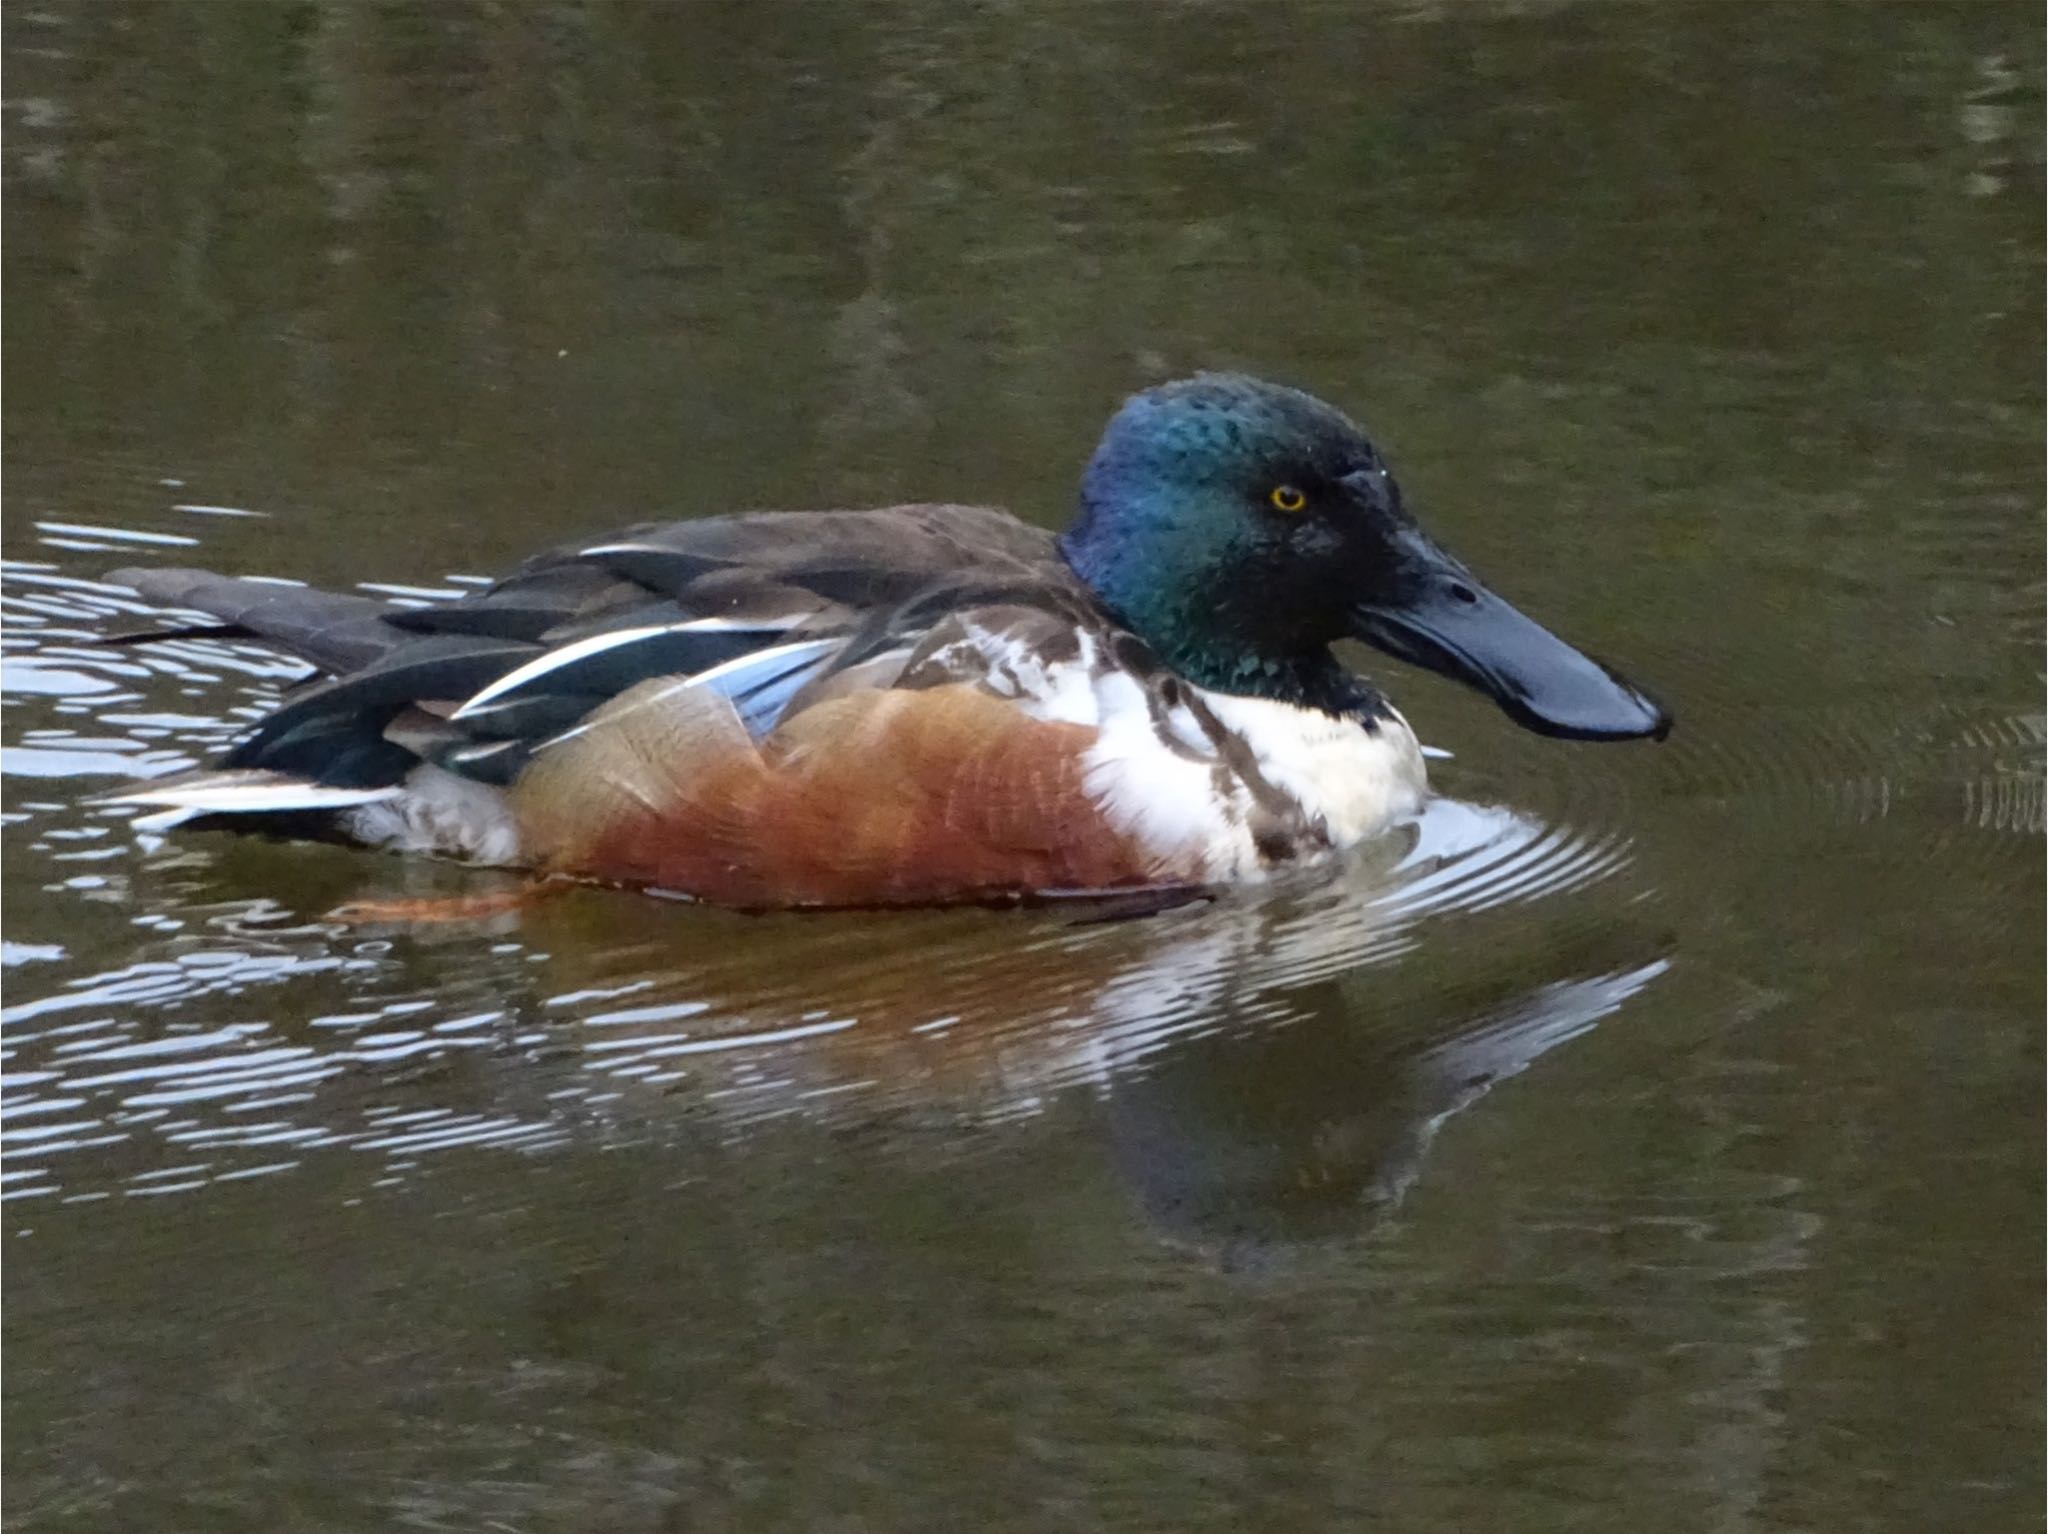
[1351,530,1671,742]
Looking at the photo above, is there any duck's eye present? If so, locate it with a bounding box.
[1268,485,1307,513]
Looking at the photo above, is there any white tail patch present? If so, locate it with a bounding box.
[99,770,403,815]
[345,765,522,863]
[102,767,523,864]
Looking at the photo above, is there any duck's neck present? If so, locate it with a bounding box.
[1148,629,1333,705]
[1057,529,1370,715]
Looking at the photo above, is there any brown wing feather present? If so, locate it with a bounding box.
[510,681,1187,907]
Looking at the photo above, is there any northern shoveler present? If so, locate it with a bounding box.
[103,374,1669,908]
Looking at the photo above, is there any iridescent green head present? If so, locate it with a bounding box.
[1059,374,1669,740]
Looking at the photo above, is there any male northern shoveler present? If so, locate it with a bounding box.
[103,374,1668,908]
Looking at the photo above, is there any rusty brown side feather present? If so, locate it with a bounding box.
[510,680,1185,907]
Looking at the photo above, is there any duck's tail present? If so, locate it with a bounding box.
[94,568,509,853]
[102,566,408,675]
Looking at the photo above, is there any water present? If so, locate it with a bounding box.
[3,3,2041,1529]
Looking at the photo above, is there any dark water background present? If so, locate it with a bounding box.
[3,3,2042,1530]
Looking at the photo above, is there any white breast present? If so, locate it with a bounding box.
[922,618,1429,883]
[1199,691,1428,851]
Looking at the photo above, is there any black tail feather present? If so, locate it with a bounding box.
[104,567,406,675]
[97,619,262,647]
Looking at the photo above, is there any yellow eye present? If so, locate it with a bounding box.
[1269,484,1307,513]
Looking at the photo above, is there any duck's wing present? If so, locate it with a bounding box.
[100,504,1084,811]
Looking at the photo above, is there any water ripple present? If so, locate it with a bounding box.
[8,529,2022,1211]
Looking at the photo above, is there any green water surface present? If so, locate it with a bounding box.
[2,4,2041,1530]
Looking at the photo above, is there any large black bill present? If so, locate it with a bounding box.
[1352,532,1671,742]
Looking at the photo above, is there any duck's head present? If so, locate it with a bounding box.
[1058,373,1670,741]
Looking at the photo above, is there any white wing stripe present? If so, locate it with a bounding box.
[450,616,810,719]
[683,637,842,698]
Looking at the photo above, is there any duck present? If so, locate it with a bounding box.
[101,373,1669,909]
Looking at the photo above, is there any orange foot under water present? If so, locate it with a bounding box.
[327,881,566,926]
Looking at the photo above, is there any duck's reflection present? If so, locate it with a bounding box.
[1101,960,1665,1265]
[497,797,1670,1258]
